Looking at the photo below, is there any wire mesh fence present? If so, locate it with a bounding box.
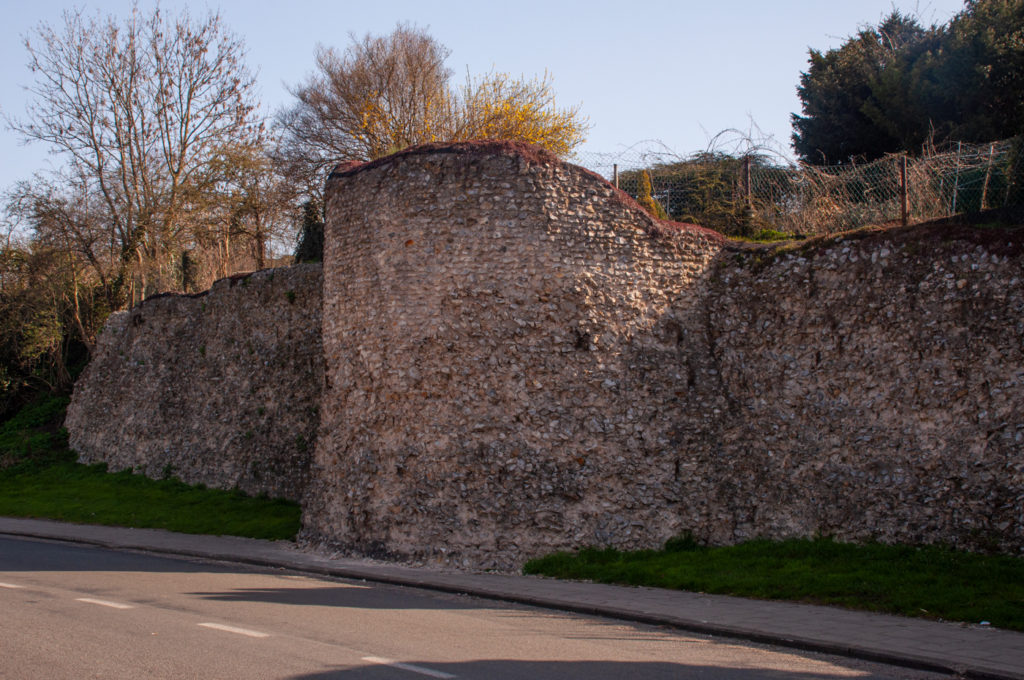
[571,138,1023,236]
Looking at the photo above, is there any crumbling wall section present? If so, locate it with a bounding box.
[308,142,1023,569]
[66,264,323,501]
[703,227,1024,550]
[65,141,1024,569]
[305,142,726,568]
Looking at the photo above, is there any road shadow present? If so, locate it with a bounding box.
[187,584,481,611]
[0,536,239,574]
[3,536,488,611]
[287,659,925,680]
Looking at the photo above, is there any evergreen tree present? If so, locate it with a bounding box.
[792,11,925,164]
[636,170,669,219]
[293,200,325,263]
[792,2,1024,164]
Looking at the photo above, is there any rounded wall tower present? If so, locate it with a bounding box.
[303,141,724,569]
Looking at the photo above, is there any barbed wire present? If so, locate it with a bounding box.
[571,138,1021,236]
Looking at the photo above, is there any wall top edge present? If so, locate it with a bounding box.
[325,140,727,245]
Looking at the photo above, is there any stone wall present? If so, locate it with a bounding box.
[65,141,1023,570]
[66,264,322,501]
[306,142,725,568]
[305,142,1023,570]
[704,226,1023,549]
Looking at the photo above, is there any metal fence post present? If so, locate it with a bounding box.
[980,142,995,210]
[1007,150,1018,207]
[743,155,752,207]
[900,154,909,226]
[613,164,619,189]
[951,141,962,215]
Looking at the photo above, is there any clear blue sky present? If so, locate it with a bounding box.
[1,0,967,193]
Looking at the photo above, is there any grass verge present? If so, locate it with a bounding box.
[523,536,1024,632]
[0,396,301,541]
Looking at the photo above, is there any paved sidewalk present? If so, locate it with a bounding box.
[1,517,1021,680]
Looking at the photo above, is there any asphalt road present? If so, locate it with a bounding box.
[0,536,949,680]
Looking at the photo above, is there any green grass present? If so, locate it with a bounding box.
[0,395,301,541]
[0,396,74,469]
[524,536,1024,632]
[727,228,803,244]
[747,228,797,242]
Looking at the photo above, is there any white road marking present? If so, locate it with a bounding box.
[362,656,456,679]
[198,622,270,638]
[75,597,134,610]
[0,582,24,589]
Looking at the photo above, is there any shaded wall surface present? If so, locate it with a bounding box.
[701,227,1023,549]
[308,142,724,568]
[66,264,323,502]
[66,142,1023,570]
[307,142,1023,569]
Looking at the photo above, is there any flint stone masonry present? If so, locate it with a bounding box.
[305,142,725,569]
[66,264,322,502]
[67,141,1024,570]
[705,229,1024,551]
[303,141,1023,570]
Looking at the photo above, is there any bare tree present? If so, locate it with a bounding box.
[274,23,454,200]
[0,224,99,398]
[454,70,588,158]
[197,139,297,279]
[273,23,589,211]
[5,177,110,340]
[7,3,263,304]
